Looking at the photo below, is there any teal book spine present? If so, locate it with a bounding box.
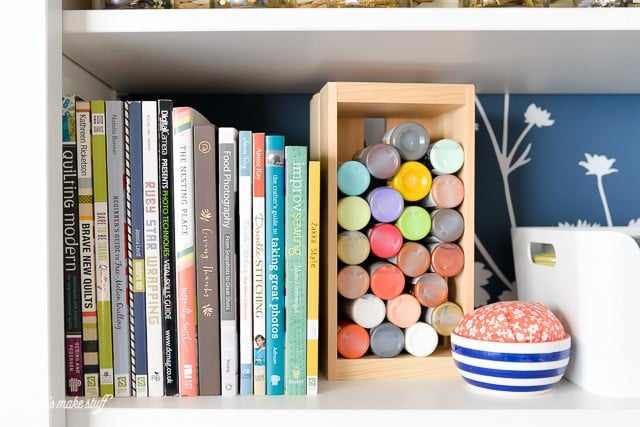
[265,135,285,395]
[284,145,308,395]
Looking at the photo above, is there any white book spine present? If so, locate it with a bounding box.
[251,133,266,396]
[219,127,239,396]
[238,130,253,396]
[142,100,164,397]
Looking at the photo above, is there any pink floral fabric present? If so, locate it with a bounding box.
[453,301,568,343]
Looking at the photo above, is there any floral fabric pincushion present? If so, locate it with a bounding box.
[453,301,568,343]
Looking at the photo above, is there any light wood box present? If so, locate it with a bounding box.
[309,82,475,381]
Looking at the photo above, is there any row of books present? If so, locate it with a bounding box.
[61,95,320,398]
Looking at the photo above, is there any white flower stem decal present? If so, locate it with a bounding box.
[578,153,618,226]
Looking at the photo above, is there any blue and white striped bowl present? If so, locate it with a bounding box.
[450,332,571,396]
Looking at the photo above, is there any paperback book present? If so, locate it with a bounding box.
[62,95,84,397]
[238,130,253,396]
[106,100,131,397]
[172,106,211,396]
[75,99,100,398]
[218,127,239,396]
[125,100,148,397]
[306,160,321,395]
[157,99,179,396]
[91,99,115,397]
[265,134,285,396]
[251,132,266,396]
[142,100,164,397]
[193,122,221,396]
[284,145,308,396]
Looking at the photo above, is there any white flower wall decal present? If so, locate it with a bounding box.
[578,153,618,226]
[474,94,555,302]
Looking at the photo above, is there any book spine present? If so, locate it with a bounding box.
[284,145,308,396]
[172,107,199,396]
[218,127,239,396]
[90,99,114,397]
[142,100,164,397]
[62,95,84,397]
[157,99,179,397]
[251,132,266,396]
[106,100,131,397]
[238,130,253,396]
[306,160,321,396]
[193,123,221,396]
[126,100,148,397]
[75,99,100,398]
[265,134,285,396]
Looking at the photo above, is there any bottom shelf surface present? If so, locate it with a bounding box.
[64,377,640,427]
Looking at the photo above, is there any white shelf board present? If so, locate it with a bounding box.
[65,378,640,426]
[62,8,640,95]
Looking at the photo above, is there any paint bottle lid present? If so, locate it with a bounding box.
[368,261,405,301]
[404,321,439,357]
[389,161,433,202]
[386,293,422,329]
[427,242,465,277]
[369,322,405,358]
[366,186,404,223]
[337,230,370,265]
[426,138,465,175]
[337,195,371,231]
[382,121,430,161]
[411,272,448,307]
[426,208,465,243]
[340,293,386,329]
[367,223,404,259]
[337,321,370,359]
[337,160,371,196]
[424,301,464,336]
[395,205,432,241]
[353,143,402,180]
[388,241,431,278]
[337,264,370,299]
[420,174,465,209]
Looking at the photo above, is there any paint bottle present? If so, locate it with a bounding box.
[427,241,465,277]
[425,138,465,176]
[386,293,422,329]
[337,264,370,299]
[381,121,430,161]
[425,208,465,243]
[368,261,405,301]
[410,272,448,308]
[367,222,404,259]
[419,174,465,209]
[389,161,433,202]
[337,195,371,231]
[369,322,405,358]
[366,186,404,224]
[353,143,402,180]
[404,321,439,357]
[395,205,431,241]
[387,241,431,278]
[337,230,370,265]
[340,293,386,329]
[424,301,464,337]
[337,320,370,359]
[337,160,371,196]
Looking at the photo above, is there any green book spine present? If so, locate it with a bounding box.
[76,100,100,398]
[284,145,308,395]
[91,99,114,397]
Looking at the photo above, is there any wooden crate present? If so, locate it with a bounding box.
[309,82,475,381]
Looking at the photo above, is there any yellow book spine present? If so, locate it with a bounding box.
[306,160,321,395]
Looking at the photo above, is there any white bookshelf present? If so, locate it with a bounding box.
[4,2,640,427]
